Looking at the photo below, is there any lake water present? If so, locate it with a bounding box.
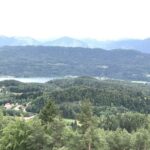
[0,76,77,83]
[0,77,52,83]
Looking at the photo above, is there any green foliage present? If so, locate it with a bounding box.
[1,77,150,149]
[46,118,66,149]
[132,128,150,150]
[76,100,101,150]
[0,118,51,150]
[24,119,51,150]
[0,102,150,149]
[39,100,58,124]
[2,77,150,119]
[0,119,29,150]
[100,112,149,132]
[106,129,132,150]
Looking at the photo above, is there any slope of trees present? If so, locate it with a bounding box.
[0,46,150,80]
[0,100,150,150]
[1,77,150,118]
[1,77,150,149]
[26,77,150,117]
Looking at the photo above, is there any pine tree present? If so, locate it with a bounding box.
[77,100,101,150]
[39,100,58,124]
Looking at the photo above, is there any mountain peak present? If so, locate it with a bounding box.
[0,36,150,53]
[44,36,88,47]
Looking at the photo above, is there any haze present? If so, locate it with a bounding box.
[0,0,150,40]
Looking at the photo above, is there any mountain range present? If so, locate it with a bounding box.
[0,36,150,53]
[0,46,150,81]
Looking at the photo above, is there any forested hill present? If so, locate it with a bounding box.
[1,76,150,117]
[0,46,150,81]
[2,77,150,149]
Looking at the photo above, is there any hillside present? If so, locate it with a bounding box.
[0,46,150,81]
[1,77,150,117]
[1,77,150,149]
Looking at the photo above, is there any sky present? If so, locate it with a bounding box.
[0,0,150,40]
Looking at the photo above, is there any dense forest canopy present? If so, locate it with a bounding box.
[0,77,150,117]
[0,77,150,149]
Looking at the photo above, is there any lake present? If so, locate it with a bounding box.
[0,76,77,83]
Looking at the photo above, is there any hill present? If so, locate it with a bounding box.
[1,77,150,117]
[95,38,150,53]
[44,36,88,47]
[1,77,150,149]
[0,46,150,81]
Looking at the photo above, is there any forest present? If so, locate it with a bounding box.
[0,77,150,149]
[0,46,150,81]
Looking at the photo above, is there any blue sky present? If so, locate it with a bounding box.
[0,0,149,40]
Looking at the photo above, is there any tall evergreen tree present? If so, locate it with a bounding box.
[77,100,102,150]
[39,100,58,124]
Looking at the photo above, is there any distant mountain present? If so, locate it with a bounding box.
[44,37,150,53]
[0,46,150,81]
[44,36,88,47]
[0,36,88,47]
[0,36,150,53]
[0,36,39,46]
[96,38,150,53]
